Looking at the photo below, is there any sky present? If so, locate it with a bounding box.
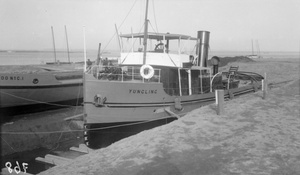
[0,0,300,52]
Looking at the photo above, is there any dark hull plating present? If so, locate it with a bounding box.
[84,117,177,149]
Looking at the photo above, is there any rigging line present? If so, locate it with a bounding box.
[166,54,178,67]
[101,0,139,54]
[148,21,157,33]
[180,40,190,54]
[139,0,143,30]
[0,91,78,107]
[191,39,200,54]
[121,23,145,64]
[152,0,159,33]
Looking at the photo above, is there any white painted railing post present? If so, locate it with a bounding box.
[215,90,225,115]
[262,72,267,99]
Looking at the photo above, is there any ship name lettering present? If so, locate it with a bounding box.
[1,76,24,81]
[129,89,157,94]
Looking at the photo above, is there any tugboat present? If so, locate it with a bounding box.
[83,0,264,149]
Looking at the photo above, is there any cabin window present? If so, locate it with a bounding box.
[160,68,214,96]
[191,70,200,94]
[180,70,189,95]
[160,68,179,96]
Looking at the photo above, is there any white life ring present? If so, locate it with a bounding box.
[140,64,154,79]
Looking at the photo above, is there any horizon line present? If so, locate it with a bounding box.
[0,49,299,53]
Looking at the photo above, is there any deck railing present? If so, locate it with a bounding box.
[87,65,161,83]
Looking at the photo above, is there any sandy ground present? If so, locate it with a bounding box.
[36,57,300,175]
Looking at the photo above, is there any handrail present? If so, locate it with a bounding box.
[88,65,161,83]
[236,71,264,82]
[235,71,264,83]
[210,72,222,92]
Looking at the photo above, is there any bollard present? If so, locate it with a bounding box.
[262,80,268,100]
[262,73,267,99]
[228,90,234,99]
[215,90,225,115]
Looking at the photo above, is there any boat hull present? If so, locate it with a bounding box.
[84,74,261,148]
[0,83,83,108]
[0,72,83,117]
[84,117,177,149]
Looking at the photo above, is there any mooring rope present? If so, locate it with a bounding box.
[0,90,81,107]
[0,81,83,151]
[1,136,17,152]
[0,111,188,135]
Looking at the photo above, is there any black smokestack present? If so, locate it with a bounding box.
[196,31,210,67]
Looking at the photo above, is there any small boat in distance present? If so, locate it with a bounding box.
[247,39,262,59]
[83,0,264,149]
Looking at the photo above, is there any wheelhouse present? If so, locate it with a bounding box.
[89,32,222,97]
[118,32,198,67]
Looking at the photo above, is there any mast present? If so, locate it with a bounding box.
[51,26,57,63]
[83,26,87,72]
[142,0,149,65]
[251,39,254,55]
[115,24,122,52]
[65,25,71,63]
[97,43,101,65]
[256,40,261,58]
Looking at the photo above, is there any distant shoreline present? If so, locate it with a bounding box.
[0,49,298,54]
[0,50,85,53]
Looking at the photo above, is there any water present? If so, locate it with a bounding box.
[0,50,119,65]
[0,50,298,65]
[209,50,300,60]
